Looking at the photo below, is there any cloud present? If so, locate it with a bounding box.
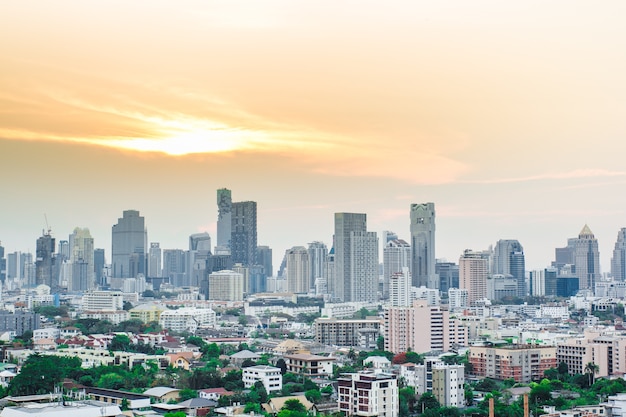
[462,169,626,184]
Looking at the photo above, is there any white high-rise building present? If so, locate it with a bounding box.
[69,227,95,290]
[383,239,411,300]
[308,241,328,289]
[148,242,162,278]
[338,371,398,417]
[410,203,437,288]
[448,288,469,310]
[286,246,310,294]
[389,267,411,307]
[208,270,244,301]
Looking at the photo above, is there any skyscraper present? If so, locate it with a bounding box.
[459,249,488,305]
[163,249,185,285]
[286,246,310,294]
[0,243,5,284]
[493,239,526,298]
[308,241,328,289]
[35,231,56,289]
[410,203,437,288]
[216,188,232,250]
[69,227,95,290]
[111,210,147,279]
[148,243,162,278]
[231,201,257,267]
[555,225,600,290]
[257,245,273,278]
[334,213,378,302]
[94,248,105,286]
[436,261,459,294]
[611,228,626,281]
[383,239,411,299]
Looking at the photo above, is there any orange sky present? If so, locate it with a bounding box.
[2,1,626,270]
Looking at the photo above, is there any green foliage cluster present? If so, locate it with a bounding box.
[72,318,161,335]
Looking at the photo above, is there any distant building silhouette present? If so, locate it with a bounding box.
[35,231,56,290]
[410,203,437,288]
[111,210,147,279]
[231,201,257,267]
[493,239,525,298]
[611,228,626,281]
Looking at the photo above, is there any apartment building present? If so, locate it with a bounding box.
[384,300,468,354]
[314,317,382,348]
[242,365,282,392]
[398,359,465,407]
[469,344,557,383]
[283,353,335,377]
[338,371,398,417]
[159,308,216,333]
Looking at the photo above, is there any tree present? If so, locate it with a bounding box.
[416,392,440,413]
[392,352,408,364]
[305,389,322,403]
[276,358,287,375]
[377,336,385,351]
[283,399,307,412]
[241,358,256,368]
[178,388,198,401]
[8,354,81,396]
[585,362,600,386]
[109,334,131,352]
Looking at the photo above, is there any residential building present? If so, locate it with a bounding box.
[400,359,465,408]
[308,241,328,289]
[69,227,95,291]
[410,203,436,288]
[383,239,411,300]
[384,300,468,354]
[242,365,282,392]
[389,268,411,307]
[334,213,378,302]
[284,353,336,377]
[315,317,382,348]
[459,250,489,305]
[159,307,216,333]
[208,270,244,301]
[469,344,557,383]
[0,311,40,335]
[338,371,398,417]
[82,291,124,311]
[129,303,166,323]
[257,245,273,278]
[436,261,459,294]
[111,210,147,279]
[286,246,310,294]
[448,288,469,311]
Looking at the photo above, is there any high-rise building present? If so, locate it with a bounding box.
[612,228,626,281]
[410,203,437,288]
[389,267,411,307]
[383,239,411,300]
[111,210,147,279]
[35,231,56,289]
[308,241,328,288]
[148,243,162,278]
[257,245,273,278]
[216,188,232,250]
[94,248,106,287]
[286,246,310,294]
[231,201,257,267]
[459,249,489,305]
[163,249,185,286]
[334,213,378,302]
[436,261,459,294]
[69,227,95,291]
[555,225,601,290]
[187,233,212,287]
[208,270,244,301]
[338,371,398,417]
[493,239,526,298]
[189,233,211,252]
[0,243,5,284]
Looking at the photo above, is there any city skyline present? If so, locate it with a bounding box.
[2,2,626,272]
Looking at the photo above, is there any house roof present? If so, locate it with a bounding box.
[178,397,218,408]
[264,395,313,413]
[143,387,180,397]
[199,388,234,395]
[230,349,260,359]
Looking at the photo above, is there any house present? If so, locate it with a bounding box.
[230,349,261,367]
[199,387,235,401]
[273,340,308,356]
[263,395,314,415]
[167,351,198,370]
[242,365,283,392]
[363,356,391,370]
[143,386,181,403]
[284,353,335,377]
[84,387,151,409]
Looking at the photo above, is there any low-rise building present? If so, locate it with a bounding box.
[469,344,557,383]
[159,307,216,333]
[242,365,282,392]
[284,353,335,377]
[315,317,382,348]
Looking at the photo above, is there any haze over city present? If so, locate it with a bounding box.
[2,1,626,271]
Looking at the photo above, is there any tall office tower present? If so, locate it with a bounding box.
[459,249,489,305]
[286,246,310,294]
[35,231,56,289]
[148,243,162,278]
[232,263,249,295]
[23,253,35,288]
[308,241,328,288]
[493,239,526,298]
[0,243,5,284]
[94,248,105,286]
[111,210,147,279]
[7,252,21,281]
[389,267,411,306]
[555,225,601,290]
[383,239,411,299]
[231,201,257,267]
[436,261,459,294]
[257,245,273,277]
[612,228,626,281]
[57,240,70,260]
[69,227,95,290]
[334,213,379,302]
[248,264,266,295]
[410,203,437,288]
[187,233,211,287]
[216,188,232,250]
[163,249,185,286]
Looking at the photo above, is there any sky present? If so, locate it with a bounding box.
[2,1,626,273]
